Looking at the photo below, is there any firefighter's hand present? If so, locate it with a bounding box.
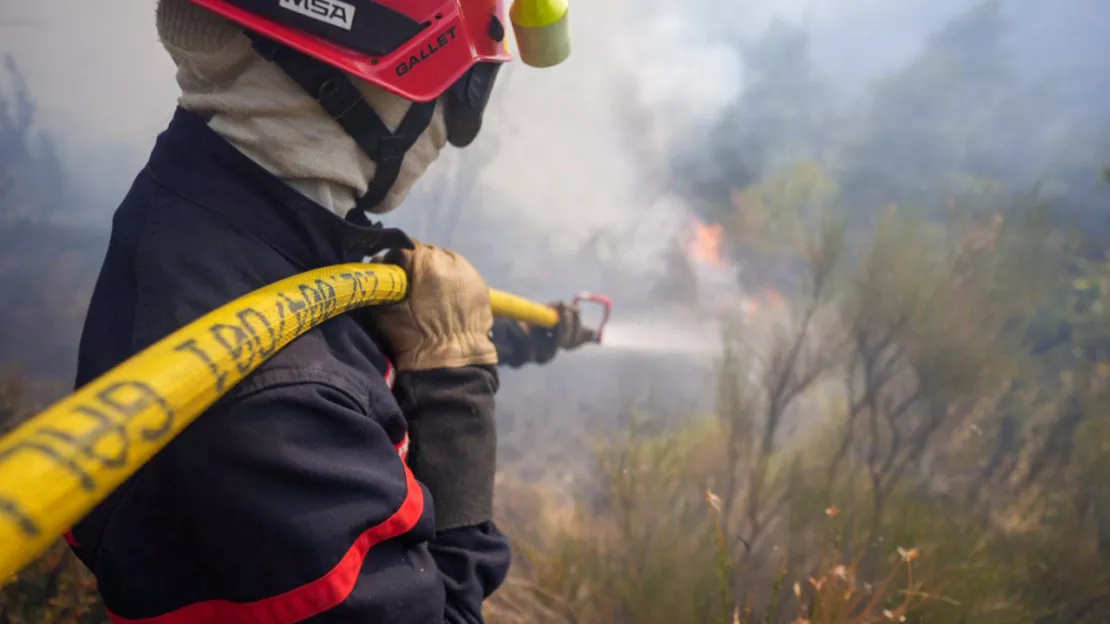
[554,302,599,350]
[528,302,598,365]
[371,241,498,372]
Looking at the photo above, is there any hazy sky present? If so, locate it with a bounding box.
[0,0,977,244]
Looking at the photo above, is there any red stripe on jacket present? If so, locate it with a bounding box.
[106,466,425,624]
[68,361,404,551]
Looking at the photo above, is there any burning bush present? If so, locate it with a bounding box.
[487,201,1110,623]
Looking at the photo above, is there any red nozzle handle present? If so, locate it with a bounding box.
[572,292,612,344]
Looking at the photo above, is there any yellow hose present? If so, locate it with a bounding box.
[0,263,557,580]
[489,289,559,328]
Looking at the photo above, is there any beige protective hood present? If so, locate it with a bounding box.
[155,0,447,216]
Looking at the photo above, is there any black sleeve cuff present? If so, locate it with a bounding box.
[491,318,557,368]
[392,365,500,531]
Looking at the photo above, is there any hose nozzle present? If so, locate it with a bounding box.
[573,292,611,344]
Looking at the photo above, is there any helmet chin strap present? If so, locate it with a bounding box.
[245,33,436,222]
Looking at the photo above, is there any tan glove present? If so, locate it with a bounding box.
[371,241,498,371]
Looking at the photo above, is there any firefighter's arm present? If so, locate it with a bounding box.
[369,241,502,531]
[81,371,510,623]
[491,304,597,369]
[366,241,513,619]
[393,365,511,621]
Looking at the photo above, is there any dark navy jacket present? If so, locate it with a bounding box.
[70,107,510,623]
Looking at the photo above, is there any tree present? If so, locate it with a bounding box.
[840,2,1016,216]
[0,54,67,222]
[672,20,828,227]
[0,55,99,382]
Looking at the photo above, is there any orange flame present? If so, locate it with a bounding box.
[764,288,786,310]
[686,217,728,269]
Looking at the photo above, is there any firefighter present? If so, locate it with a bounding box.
[68,0,586,621]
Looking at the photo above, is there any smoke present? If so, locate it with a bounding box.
[0,0,177,220]
[3,1,1105,238]
[0,0,995,242]
[2,0,1109,471]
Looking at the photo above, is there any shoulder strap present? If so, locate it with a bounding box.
[247,33,437,217]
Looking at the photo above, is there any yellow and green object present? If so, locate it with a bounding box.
[0,263,579,581]
[510,0,571,68]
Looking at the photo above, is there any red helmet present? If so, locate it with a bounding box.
[183,0,568,215]
[182,0,524,214]
[189,0,512,103]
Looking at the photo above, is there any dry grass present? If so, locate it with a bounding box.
[487,417,952,624]
[0,541,106,624]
